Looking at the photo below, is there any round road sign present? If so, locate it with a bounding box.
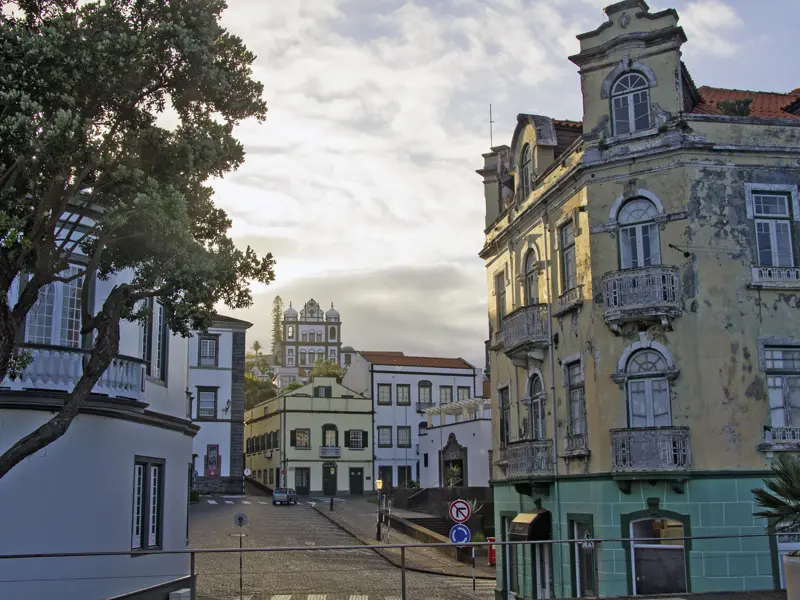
[449,499,471,524]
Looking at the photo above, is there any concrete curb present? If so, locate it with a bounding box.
[312,504,495,580]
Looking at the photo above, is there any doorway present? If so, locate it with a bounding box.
[378,465,393,489]
[294,468,310,495]
[572,520,597,596]
[631,518,687,594]
[322,462,337,496]
[349,468,364,495]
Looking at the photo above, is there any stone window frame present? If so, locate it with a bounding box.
[758,336,800,438]
[609,72,652,136]
[599,60,659,142]
[562,352,587,439]
[613,333,679,384]
[744,184,800,281]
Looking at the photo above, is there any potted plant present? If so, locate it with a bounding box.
[753,454,800,595]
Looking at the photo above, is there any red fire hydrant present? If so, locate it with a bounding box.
[488,537,496,566]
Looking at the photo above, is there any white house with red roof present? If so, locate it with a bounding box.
[342,351,482,489]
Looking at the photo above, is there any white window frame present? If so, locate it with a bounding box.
[349,429,363,449]
[295,428,311,449]
[198,336,218,367]
[765,347,800,428]
[611,72,651,135]
[745,184,800,270]
[197,388,217,419]
[24,265,85,348]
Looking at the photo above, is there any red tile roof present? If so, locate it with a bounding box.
[361,352,474,370]
[692,86,800,119]
[553,119,583,128]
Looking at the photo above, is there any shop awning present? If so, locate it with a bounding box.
[508,510,552,541]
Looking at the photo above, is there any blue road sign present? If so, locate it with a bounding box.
[449,523,471,546]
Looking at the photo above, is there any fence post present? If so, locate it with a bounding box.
[401,546,407,600]
[190,551,196,600]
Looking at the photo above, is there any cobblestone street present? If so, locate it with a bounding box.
[189,494,496,600]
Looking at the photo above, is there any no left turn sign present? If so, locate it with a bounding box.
[449,499,471,524]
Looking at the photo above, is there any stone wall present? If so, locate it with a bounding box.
[194,475,244,495]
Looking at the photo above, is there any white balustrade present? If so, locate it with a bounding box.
[3,345,145,402]
[751,266,800,287]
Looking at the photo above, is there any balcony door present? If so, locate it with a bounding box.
[523,374,546,440]
[524,250,539,305]
[626,350,671,428]
[618,199,661,270]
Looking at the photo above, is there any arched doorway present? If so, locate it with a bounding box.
[322,462,337,496]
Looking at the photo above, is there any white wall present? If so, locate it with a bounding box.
[370,365,480,485]
[0,411,191,600]
[418,417,492,488]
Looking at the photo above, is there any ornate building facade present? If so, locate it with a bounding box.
[480,1,800,597]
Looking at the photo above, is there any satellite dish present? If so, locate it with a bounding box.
[233,513,248,527]
[244,468,251,477]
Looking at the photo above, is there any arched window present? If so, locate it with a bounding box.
[618,198,661,269]
[418,422,427,435]
[626,349,671,428]
[287,325,295,339]
[418,380,432,405]
[519,144,533,200]
[521,374,546,440]
[329,326,336,340]
[322,424,338,448]
[301,331,308,342]
[611,73,650,135]
[299,350,306,365]
[524,250,538,305]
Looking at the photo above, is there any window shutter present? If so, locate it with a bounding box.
[326,386,332,397]
[290,430,297,447]
[362,431,369,448]
[344,430,351,448]
[335,429,339,447]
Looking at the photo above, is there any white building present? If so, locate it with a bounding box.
[342,352,481,488]
[189,314,251,495]
[0,274,195,599]
[419,397,492,488]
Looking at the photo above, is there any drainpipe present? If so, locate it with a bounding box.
[370,362,375,490]
[542,213,563,567]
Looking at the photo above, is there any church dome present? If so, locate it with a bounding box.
[326,303,340,321]
[284,302,297,318]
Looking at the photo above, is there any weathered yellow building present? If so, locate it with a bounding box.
[480,1,800,598]
[245,377,373,496]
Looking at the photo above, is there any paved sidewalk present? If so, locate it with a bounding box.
[311,497,496,580]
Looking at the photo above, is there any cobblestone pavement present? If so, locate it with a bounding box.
[190,495,497,600]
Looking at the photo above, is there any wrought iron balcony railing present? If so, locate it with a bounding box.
[2,344,146,402]
[495,439,554,479]
[554,285,583,316]
[750,266,800,289]
[319,446,341,458]
[499,304,548,353]
[602,266,681,328]
[610,426,691,472]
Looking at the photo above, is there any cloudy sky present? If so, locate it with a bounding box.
[214,0,799,369]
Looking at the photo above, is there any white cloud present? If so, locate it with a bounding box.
[680,0,743,58]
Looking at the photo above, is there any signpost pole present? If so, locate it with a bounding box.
[471,546,476,600]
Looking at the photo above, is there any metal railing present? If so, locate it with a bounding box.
[496,439,553,479]
[499,304,548,351]
[611,426,691,471]
[564,432,588,456]
[764,426,800,447]
[602,265,681,324]
[751,266,800,287]
[319,446,341,458]
[0,532,783,600]
[555,285,583,314]
[2,343,146,401]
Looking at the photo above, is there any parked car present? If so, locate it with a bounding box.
[273,487,298,505]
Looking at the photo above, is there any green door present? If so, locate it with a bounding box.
[322,462,337,496]
[349,468,363,495]
[294,468,310,495]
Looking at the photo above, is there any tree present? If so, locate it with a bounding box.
[0,0,274,480]
[283,381,303,392]
[271,295,283,356]
[252,340,262,356]
[310,359,345,383]
[753,454,800,535]
[244,372,276,410]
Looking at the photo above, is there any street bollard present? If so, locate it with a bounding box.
[330,496,334,511]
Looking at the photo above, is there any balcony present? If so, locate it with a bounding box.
[602,266,681,332]
[553,285,583,317]
[494,439,554,480]
[563,433,589,458]
[611,427,691,474]
[319,446,341,458]
[416,401,434,413]
[2,344,146,402]
[760,426,800,452]
[499,305,548,357]
[750,266,800,290]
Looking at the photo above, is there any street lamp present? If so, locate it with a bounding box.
[375,478,383,541]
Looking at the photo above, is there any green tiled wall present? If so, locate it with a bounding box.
[493,475,776,598]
